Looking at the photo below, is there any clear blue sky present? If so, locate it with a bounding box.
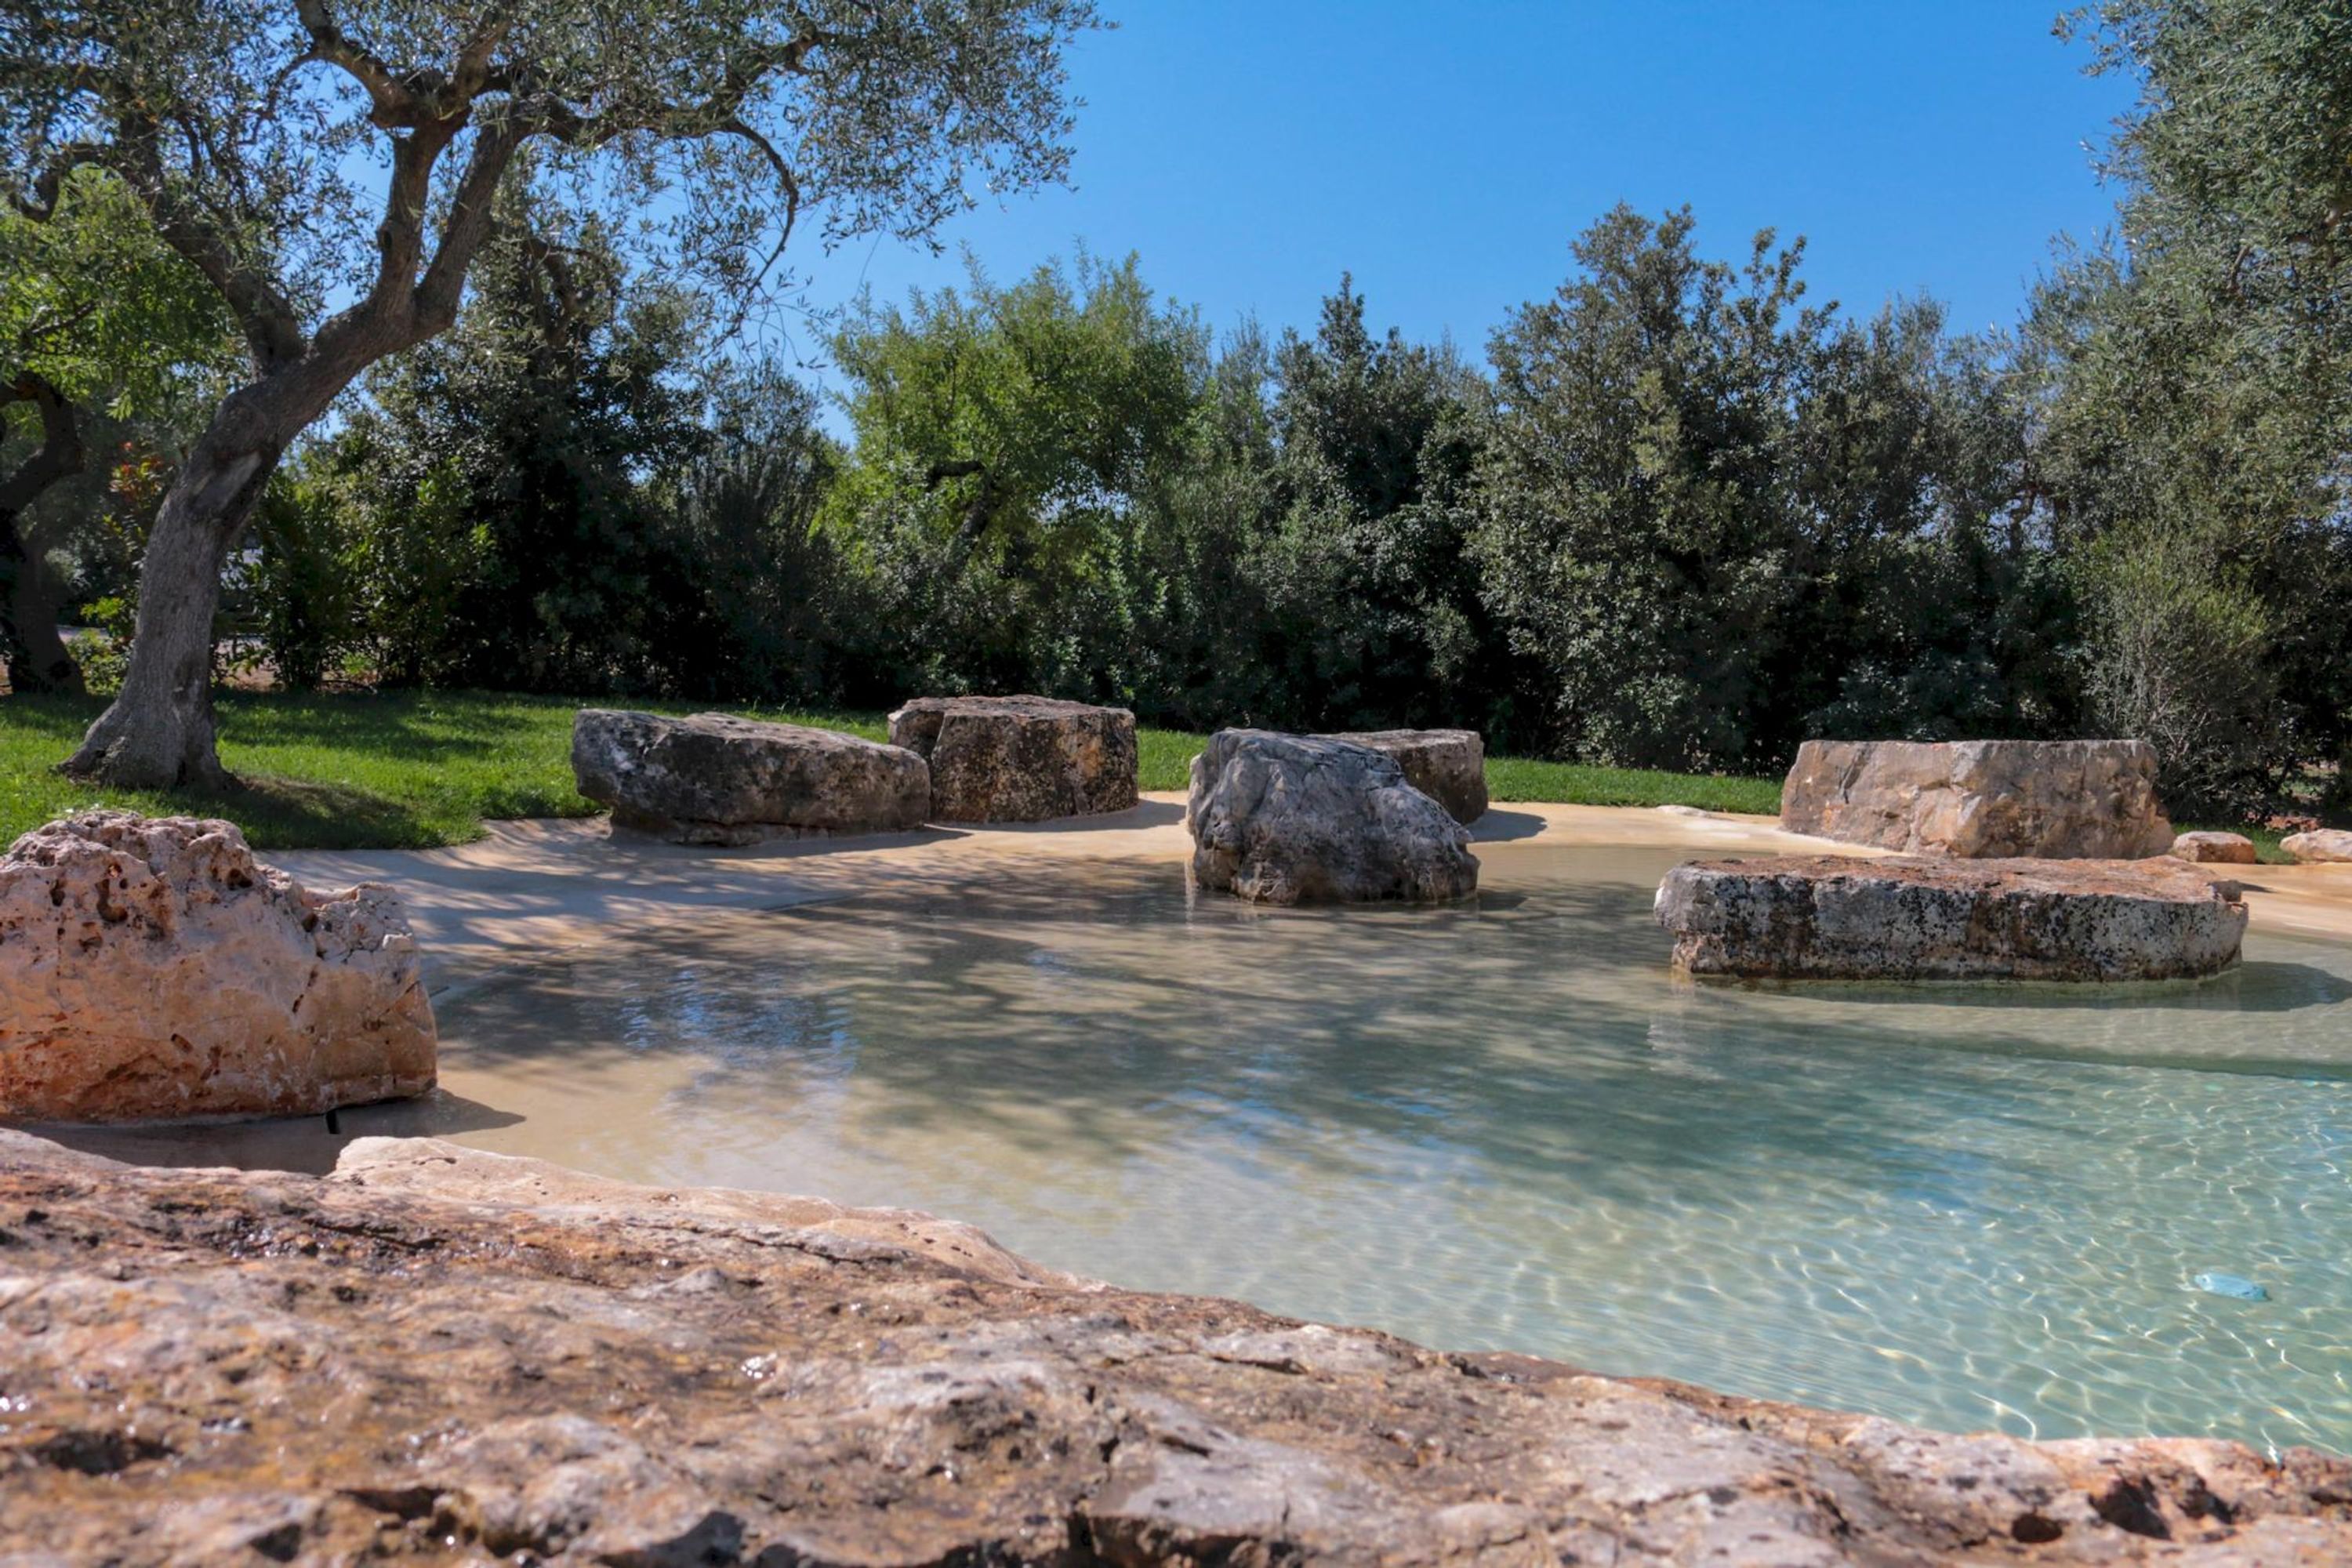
[789,0,2134,379]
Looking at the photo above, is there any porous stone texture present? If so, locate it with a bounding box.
[572,709,929,845]
[1656,854,2248,982]
[1319,728,1489,823]
[2284,829,2352,864]
[1187,729,1477,904]
[3,1131,2347,1566]
[2172,831,2259,865]
[887,695,1139,822]
[0,811,434,1122]
[1782,738,2176,858]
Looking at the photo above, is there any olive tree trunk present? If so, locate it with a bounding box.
[0,372,89,695]
[63,373,337,787]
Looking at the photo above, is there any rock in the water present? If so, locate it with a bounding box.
[5,1129,2350,1566]
[0,811,434,1122]
[887,694,1138,822]
[1656,854,2247,982]
[1781,738,2176,858]
[1317,728,1489,823]
[2172,830,2259,865]
[572,709,930,845]
[2283,829,2352,864]
[1187,729,1476,903]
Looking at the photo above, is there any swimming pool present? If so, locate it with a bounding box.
[89,838,2352,1452]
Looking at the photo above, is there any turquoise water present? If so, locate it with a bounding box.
[99,839,2352,1452]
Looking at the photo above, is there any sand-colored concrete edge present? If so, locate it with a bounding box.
[268,793,2352,999]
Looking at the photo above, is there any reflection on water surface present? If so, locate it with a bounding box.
[68,841,2352,1452]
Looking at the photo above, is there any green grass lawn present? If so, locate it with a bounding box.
[0,690,1802,851]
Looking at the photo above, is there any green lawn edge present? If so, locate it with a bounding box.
[0,690,2293,861]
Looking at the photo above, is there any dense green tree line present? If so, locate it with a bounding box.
[8,0,2347,819]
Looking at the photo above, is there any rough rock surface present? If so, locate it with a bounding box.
[572,709,930,845]
[1657,854,2248,982]
[3,1131,2347,1566]
[2284,829,2352,864]
[1781,739,2176,858]
[1188,729,1477,903]
[887,695,1139,822]
[2172,831,2259,865]
[1318,728,1489,823]
[0,811,434,1122]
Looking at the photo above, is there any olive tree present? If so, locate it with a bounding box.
[1,0,1098,785]
[0,169,234,693]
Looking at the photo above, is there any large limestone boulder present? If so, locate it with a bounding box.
[1317,728,1488,823]
[1656,854,2247,982]
[1187,729,1476,904]
[0,811,434,1122]
[572,710,930,845]
[2172,830,2259,865]
[1781,738,2175,858]
[2283,829,2352,864]
[887,695,1138,822]
[9,1130,2352,1564]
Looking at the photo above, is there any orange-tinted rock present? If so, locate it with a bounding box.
[2172,830,2259,865]
[0,811,434,1121]
[4,1129,2349,1564]
[1656,853,2246,981]
[2284,829,2352,865]
[887,695,1138,822]
[1782,739,2175,858]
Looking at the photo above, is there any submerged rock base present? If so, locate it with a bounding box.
[1657,854,2249,982]
[5,1131,2347,1565]
[1188,728,1477,903]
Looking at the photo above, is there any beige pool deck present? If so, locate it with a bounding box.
[274,794,2352,998]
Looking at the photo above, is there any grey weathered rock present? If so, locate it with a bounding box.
[2283,829,2352,865]
[2172,830,2259,865]
[1782,739,2175,858]
[1187,729,1476,903]
[887,695,1138,822]
[4,1129,2348,1565]
[572,709,929,845]
[1656,854,2247,982]
[1318,728,1489,823]
[0,811,434,1122]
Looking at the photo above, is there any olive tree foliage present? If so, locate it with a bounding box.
[2039,0,2352,811]
[0,169,234,692]
[0,0,1099,786]
[1472,206,2042,772]
[821,251,1211,702]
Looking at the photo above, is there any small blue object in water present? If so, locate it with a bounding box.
[2191,1271,2269,1302]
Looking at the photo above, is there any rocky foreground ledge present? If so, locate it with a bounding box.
[3,1134,2347,1565]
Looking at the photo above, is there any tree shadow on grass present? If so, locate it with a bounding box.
[171,774,450,851]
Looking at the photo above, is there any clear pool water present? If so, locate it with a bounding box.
[86,840,2352,1451]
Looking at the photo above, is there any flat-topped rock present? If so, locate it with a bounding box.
[0,811,434,1121]
[1188,728,1476,903]
[1782,738,2175,858]
[1318,728,1488,822]
[2172,830,2259,865]
[6,1130,2350,1565]
[887,694,1138,822]
[1657,854,2248,982]
[572,709,929,845]
[2285,829,2352,864]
